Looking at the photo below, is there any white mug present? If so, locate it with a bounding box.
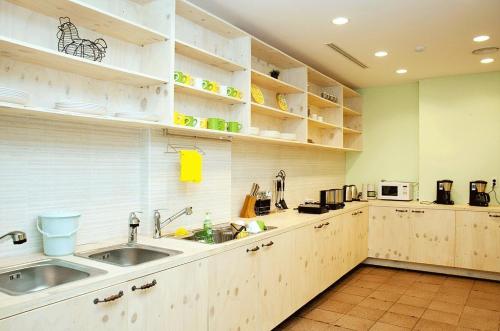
[219,85,229,96]
[193,77,204,89]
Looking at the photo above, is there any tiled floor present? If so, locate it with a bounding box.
[275,265,500,330]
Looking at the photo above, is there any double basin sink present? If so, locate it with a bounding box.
[0,224,278,296]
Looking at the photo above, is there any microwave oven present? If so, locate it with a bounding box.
[378,181,413,201]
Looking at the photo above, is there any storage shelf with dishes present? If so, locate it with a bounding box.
[249,37,308,142]
[6,0,169,46]
[0,36,168,87]
[174,0,250,133]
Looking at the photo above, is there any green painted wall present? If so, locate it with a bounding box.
[419,71,500,204]
[346,71,500,205]
[346,83,419,188]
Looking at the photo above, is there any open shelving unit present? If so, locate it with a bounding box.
[0,37,168,87]
[6,0,169,46]
[1,0,362,152]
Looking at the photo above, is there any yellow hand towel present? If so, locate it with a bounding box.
[179,150,202,183]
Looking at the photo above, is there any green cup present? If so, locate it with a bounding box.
[207,118,221,130]
[226,121,242,133]
[217,119,226,131]
[185,115,197,127]
[174,71,184,83]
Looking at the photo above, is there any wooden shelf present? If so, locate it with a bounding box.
[251,70,304,94]
[306,142,344,151]
[251,37,304,69]
[176,0,247,38]
[307,67,340,87]
[343,127,363,134]
[343,106,362,116]
[174,82,245,105]
[308,118,342,130]
[0,102,165,128]
[251,102,305,120]
[7,0,168,46]
[175,40,246,72]
[0,36,167,86]
[308,92,341,109]
[343,86,361,98]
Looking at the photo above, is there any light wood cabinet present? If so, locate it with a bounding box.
[408,208,455,266]
[455,211,500,273]
[0,283,129,331]
[368,206,411,262]
[208,231,294,331]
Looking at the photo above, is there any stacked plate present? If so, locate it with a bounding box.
[260,130,281,139]
[114,112,161,122]
[55,101,106,115]
[0,87,29,105]
[280,133,297,141]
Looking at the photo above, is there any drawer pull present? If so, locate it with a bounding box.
[261,241,274,247]
[489,214,500,218]
[314,224,324,229]
[246,246,260,253]
[132,279,157,291]
[93,290,124,304]
[395,209,408,213]
[411,210,425,214]
[323,222,330,227]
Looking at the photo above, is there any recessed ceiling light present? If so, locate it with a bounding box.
[396,69,408,74]
[332,17,349,25]
[473,35,490,42]
[415,45,426,53]
[480,58,495,64]
[374,51,388,57]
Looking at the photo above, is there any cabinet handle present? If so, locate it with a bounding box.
[314,224,324,229]
[246,246,260,253]
[323,222,330,227]
[93,290,124,304]
[358,211,363,214]
[489,214,500,218]
[132,279,157,291]
[411,210,425,214]
[395,209,408,213]
[261,241,274,247]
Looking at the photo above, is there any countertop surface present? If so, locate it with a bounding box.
[1,199,498,319]
[0,202,368,319]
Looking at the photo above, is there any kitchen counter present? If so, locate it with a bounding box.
[368,199,500,212]
[0,202,367,320]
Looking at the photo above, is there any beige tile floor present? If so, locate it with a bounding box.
[275,265,500,331]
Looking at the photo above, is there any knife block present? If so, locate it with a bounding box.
[240,195,257,218]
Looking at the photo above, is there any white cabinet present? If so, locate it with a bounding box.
[0,283,129,331]
[207,230,294,331]
[0,261,209,331]
[455,211,500,273]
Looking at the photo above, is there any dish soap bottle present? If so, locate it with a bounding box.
[203,212,214,244]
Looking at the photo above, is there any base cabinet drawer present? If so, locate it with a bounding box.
[455,211,500,273]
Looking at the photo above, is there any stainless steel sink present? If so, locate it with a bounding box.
[171,224,278,244]
[0,259,106,296]
[76,244,182,267]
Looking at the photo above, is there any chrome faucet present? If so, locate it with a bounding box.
[153,207,193,239]
[128,212,142,245]
[0,231,27,245]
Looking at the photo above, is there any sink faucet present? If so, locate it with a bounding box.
[153,207,193,239]
[128,212,142,245]
[0,231,27,245]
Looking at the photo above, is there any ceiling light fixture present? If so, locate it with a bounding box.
[332,17,349,25]
[374,51,388,57]
[415,45,426,53]
[480,58,495,64]
[472,47,499,55]
[396,69,408,74]
[473,35,490,42]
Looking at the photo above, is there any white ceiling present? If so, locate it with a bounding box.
[190,0,500,88]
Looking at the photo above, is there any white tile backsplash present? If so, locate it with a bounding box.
[0,116,346,258]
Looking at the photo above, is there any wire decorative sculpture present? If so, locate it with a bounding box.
[57,17,107,62]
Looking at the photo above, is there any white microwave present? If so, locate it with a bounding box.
[378,181,413,201]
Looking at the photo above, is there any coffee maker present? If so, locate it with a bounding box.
[435,180,454,205]
[469,180,490,207]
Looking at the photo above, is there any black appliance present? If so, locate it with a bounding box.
[297,203,328,214]
[469,180,490,207]
[254,198,271,216]
[435,180,454,205]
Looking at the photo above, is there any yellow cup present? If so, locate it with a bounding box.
[199,118,208,129]
[174,111,186,126]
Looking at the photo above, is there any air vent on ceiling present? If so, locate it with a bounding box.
[325,43,368,69]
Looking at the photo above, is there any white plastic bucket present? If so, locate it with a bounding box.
[37,211,80,256]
